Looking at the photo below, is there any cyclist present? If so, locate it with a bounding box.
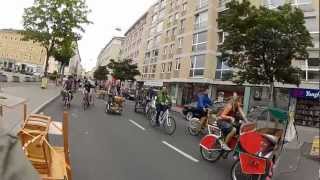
[218,92,248,151]
[63,76,73,101]
[83,78,93,103]
[196,88,213,130]
[155,87,171,126]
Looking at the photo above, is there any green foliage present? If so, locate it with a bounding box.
[218,0,312,86]
[53,36,75,75]
[21,0,91,76]
[107,59,141,81]
[94,66,109,80]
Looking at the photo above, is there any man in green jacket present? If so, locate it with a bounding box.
[155,87,171,125]
[0,129,39,180]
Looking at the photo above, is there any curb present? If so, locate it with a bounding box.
[31,92,61,114]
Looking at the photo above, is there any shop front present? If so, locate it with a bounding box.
[290,88,320,128]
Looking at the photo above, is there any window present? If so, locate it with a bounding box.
[167,62,172,72]
[215,56,233,80]
[161,63,166,72]
[157,22,163,32]
[263,0,285,7]
[192,31,208,52]
[143,66,149,73]
[178,37,183,48]
[163,46,168,55]
[195,11,208,30]
[166,30,170,38]
[180,19,185,32]
[175,13,180,21]
[159,9,165,19]
[304,16,318,32]
[172,27,177,37]
[218,31,224,44]
[198,0,208,9]
[175,58,181,70]
[182,3,187,11]
[170,44,175,54]
[151,65,157,73]
[190,55,205,77]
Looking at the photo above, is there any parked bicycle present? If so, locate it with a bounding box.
[150,105,176,135]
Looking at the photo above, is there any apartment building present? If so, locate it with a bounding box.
[0,29,46,74]
[136,0,221,105]
[97,37,124,67]
[123,0,318,107]
[122,13,148,70]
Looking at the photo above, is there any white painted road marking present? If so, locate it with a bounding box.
[129,120,146,131]
[162,141,199,163]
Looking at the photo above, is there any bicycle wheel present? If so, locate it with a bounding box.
[149,109,157,127]
[164,116,176,135]
[231,160,264,180]
[200,145,222,163]
[188,118,201,136]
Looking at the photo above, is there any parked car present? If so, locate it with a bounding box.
[182,101,226,121]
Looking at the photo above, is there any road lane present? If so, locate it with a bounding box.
[41,93,233,180]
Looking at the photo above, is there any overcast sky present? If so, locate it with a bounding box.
[0,0,155,71]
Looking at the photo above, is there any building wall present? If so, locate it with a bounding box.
[97,37,124,67]
[122,13,148,75]
[0,29,46,73]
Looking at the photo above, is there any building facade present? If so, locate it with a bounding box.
[97,37,124,67]
[122,13,148,70]
[0,29,46,74]
[123,0,319,108]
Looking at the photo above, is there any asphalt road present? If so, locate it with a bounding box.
[42,93,319,180]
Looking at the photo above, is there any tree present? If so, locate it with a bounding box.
[22,0,91,77]
[53,36,75,77]
[218,0,313,107]
[94,66,109,81]
[107,59,141,81]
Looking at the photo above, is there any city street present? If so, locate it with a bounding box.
[42,93,319,180]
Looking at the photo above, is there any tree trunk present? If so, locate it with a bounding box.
[44,53,50,77]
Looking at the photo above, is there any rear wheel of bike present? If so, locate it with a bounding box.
[231,160,264,180]
[200,142,222,163]
[188,118,201,136]
[164,116,176,135]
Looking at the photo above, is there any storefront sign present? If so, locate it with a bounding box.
[291,89,320,100]
[144,80,163,87]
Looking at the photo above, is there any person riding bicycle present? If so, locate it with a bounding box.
[155,87,171,126]
[63,76,73,100]
[218,92,248,151]
[196,88,213,130]
[83,78,94,103]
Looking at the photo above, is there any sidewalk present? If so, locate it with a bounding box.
[0,83,60,134]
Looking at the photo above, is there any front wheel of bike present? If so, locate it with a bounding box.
[200,142,222,163]
[164,116,176,135]
[149,110,157,127]
[188,118,201,136]
[231,160,265,180]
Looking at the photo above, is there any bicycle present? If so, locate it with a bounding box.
[150,105,176,135]
[62,90,72,109]
[82,89,90,111]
